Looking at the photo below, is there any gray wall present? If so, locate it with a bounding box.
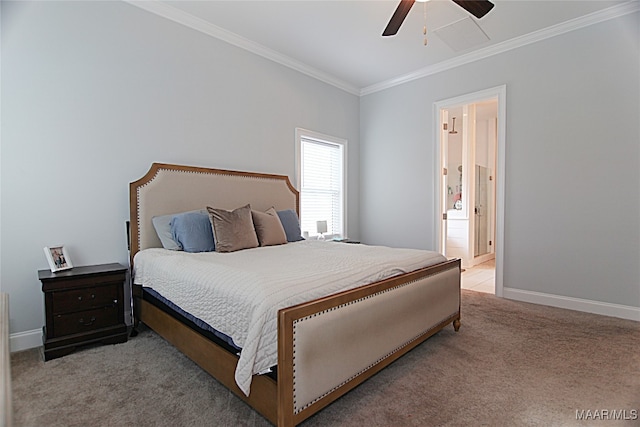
[1,1,360,336]
[2,1,637,341]
[360,12,639,309]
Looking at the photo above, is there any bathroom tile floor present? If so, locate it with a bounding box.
[461,259,495,294]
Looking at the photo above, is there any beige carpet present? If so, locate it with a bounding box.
[11,290,640,426]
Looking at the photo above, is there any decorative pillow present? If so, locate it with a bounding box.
[152,209,206,250]
[277,209,304,242]
[207,204,259,253]
[170,211,216,253]
[252,207,287,247]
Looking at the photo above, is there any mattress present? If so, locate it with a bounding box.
[133,240,446,395]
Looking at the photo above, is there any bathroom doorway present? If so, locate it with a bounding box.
[434,86,506,296]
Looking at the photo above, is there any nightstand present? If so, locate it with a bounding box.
[331,238,361,244]
[38,263,128,360]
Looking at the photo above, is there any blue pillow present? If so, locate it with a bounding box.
[170,212,216,253]
[277,210,304,242]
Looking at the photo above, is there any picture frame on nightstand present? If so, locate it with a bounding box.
[43,245,73,272]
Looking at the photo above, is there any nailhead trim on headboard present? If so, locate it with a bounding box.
[130,163,299,261]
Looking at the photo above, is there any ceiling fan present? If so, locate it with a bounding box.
[382,0,494,36]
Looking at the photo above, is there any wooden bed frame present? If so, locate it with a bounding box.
[130,163,461,426]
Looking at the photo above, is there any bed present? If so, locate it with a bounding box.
[130,163,461,426]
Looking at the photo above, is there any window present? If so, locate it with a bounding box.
[296,128,347,240]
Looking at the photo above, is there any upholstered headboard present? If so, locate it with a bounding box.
[129,163,299,259]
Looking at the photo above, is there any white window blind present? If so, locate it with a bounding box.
[298,132,345,239]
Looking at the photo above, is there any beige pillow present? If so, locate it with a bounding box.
[252,207,287,247]
[207,204,259,253]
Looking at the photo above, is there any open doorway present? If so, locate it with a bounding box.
[433,86,506,296]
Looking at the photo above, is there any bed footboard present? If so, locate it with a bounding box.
[277,258,461,426]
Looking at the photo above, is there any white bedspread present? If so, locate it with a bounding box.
[133,240,446,396]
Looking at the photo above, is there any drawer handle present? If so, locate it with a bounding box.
[79,316,96,326]
[78,295,96,301]
[113,299,118,304]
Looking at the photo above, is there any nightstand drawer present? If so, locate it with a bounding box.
[51,285,119,314]
[53,306,119,336]
[41,272,125,292]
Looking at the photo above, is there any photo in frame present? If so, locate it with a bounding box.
[44,245,73,272]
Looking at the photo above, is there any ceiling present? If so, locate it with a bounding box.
[136,0,635,94]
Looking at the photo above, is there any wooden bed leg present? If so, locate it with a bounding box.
[130,285,142,337]
[453,318,461,331]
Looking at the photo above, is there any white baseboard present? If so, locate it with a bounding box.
[502,287,640,321]
[10,329,42,353]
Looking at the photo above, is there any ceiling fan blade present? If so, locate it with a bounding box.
[451,0,494,19]
[382,0,416,37]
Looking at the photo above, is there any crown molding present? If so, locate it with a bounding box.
[360,1,640,96]
[124,0,361,96]
[124,0,637,98]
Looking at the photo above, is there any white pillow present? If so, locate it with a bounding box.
[151,209,206,250]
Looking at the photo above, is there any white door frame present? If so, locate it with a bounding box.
[433,85,506,297]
